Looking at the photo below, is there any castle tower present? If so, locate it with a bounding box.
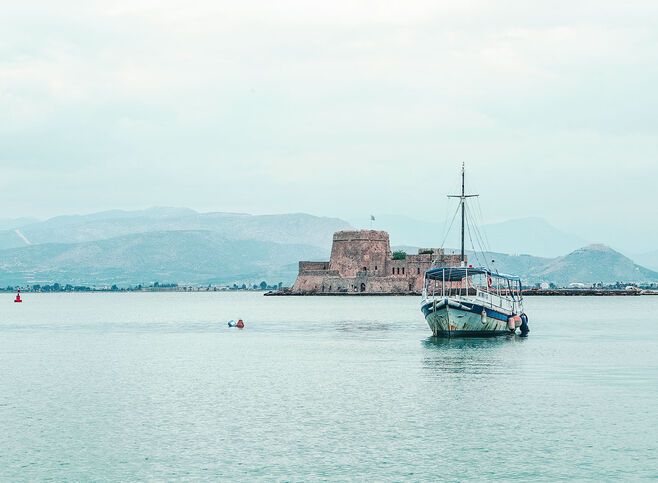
[328,230,390,277]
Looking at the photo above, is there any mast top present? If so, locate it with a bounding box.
[447,162,478,201]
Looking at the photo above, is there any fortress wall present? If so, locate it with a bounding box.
[291,274,330,293]
[298,261,330,273]
[292,275,362,294]
[329,230,391,277]
[292,275,420,294]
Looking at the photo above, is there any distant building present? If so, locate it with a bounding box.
[291,230,462,294]
[568,282,589,289]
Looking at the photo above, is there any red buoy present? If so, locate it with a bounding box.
[236,319,244,329]
[14,290,22,303]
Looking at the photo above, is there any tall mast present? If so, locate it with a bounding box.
[461,163,465,261]
[448,163,478,265]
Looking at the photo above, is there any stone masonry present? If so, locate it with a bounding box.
[291,230,463,294]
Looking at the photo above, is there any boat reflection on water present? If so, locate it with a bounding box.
[421,336,527,376]
[422,334,528,350]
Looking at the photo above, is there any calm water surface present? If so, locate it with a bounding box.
[1,293,657,481]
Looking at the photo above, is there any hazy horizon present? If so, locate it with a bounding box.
[0,205,650,257]
[2,1,657,253]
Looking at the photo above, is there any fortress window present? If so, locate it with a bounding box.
[402,267,405,275]
[375,266,378,271]
[363,267,367,272]
[417,267,420,275]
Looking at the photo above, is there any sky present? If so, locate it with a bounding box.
[1,1,658,252]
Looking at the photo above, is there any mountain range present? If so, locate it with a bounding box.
[395,244,658,286]
[0,207,656,286]
[0,231,326,286]
[0,208,348,250]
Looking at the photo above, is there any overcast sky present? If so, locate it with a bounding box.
[1,1,657,251]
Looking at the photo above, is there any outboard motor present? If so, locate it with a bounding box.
[520,313,529,336]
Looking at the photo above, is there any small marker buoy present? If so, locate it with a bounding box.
[14,290,22,303]
[228,319,236,327]
[236,319,244,329]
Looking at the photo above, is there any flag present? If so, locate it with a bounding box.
[370,215,375,221]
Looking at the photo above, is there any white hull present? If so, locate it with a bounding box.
[423,302,513,337]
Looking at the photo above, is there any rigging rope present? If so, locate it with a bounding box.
[466,203,492,265]
[440,201,462,250]
[464,203,494,272]
[465,207,490,271]
[471,197,492,254]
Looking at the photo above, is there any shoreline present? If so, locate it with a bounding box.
[5,289,657,296]
[266,289,658,297]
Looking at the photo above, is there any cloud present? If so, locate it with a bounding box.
[0,0,657,251]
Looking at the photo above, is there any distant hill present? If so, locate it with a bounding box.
[393,244,658,285]
[0,208,350,250]
[362,215,586,258]
[0,230,328,286]
[536,244,658,285]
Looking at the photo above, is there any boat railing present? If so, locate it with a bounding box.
[475,289,514,312]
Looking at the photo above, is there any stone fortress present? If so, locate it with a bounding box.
[291,230,462,295]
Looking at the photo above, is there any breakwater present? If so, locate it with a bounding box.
[267,288,658,296]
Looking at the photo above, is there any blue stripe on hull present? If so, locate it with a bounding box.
[421,300,509,322]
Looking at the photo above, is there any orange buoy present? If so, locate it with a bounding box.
[507,316,515,330]
[14,290,22,303]
[236,319,244,329]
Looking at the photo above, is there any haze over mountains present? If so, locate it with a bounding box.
[0,207,656,286]
[351,215,588,258]
[0,208,347,286]
[0,208,348,250]
[0,231,326,287]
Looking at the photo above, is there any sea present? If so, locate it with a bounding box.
[1,292,657,481]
